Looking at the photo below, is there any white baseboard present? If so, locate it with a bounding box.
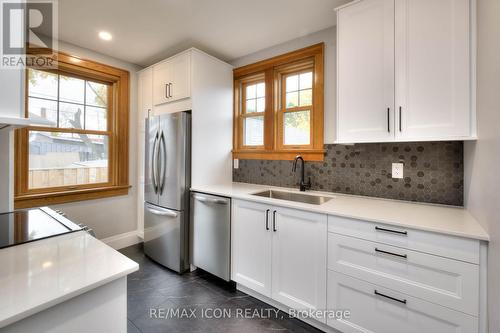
[100,230,142,250]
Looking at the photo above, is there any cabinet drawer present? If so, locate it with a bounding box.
[327,271,478,333]
[328,215,480,264]
[328,233,479,315]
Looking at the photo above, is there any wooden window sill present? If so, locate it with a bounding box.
[233,149,325,161]
[14,185,131,209]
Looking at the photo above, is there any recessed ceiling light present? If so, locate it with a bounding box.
[98,31,112,41]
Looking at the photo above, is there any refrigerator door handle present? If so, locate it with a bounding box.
[193,194,229,205]
[159,130,167,194]
[145,204,178,218]
[151,132,159,193]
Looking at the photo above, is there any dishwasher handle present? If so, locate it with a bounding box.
[193,194,229,205]
[145,204,178,218]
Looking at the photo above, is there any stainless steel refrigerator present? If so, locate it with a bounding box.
[144,111,191,273]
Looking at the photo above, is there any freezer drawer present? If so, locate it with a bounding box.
[191,192,231,281]
[144,203,189,273]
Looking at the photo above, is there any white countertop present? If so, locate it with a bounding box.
[191,182,489,241]
[0,231,138,328]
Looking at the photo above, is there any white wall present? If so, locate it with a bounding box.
[463,0,500,331]
[230,26,337,143]
[50,41,143,239]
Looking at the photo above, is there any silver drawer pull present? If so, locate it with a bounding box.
[375,247,407,259]
[375,226,408,236]
[374,290,407,305]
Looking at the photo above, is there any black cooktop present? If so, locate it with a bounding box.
[0,207,81,249]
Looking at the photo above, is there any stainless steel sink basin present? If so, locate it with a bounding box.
[252,190,332,205]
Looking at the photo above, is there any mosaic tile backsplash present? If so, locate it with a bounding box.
[233,142,464,206]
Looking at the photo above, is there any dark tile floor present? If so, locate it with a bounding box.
[120,244,326,333]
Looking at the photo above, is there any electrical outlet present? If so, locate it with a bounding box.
[233,159,239,169]
[392,163,404,179]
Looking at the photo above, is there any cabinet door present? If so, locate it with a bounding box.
[395,0,471,140]
[232,200,272,297]
[138,68,153,116]
[271,207,327,317]
[153,61,171,106]
[169,52,191,102]
[337,0,395,143]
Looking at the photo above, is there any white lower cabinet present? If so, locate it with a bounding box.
[231,200,327,320]
[271,207,327,312]
[327,271,478,333]
[232,201,483,332]
[327,215,483,333]
[328,233,479,315]
[231,200,272,297]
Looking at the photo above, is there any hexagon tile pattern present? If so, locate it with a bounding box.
[233,142,464,206]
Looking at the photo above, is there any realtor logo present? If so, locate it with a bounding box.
[1,0,58,69]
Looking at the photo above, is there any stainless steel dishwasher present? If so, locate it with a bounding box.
[190,192,231,281]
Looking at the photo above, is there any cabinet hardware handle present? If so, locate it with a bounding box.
[169,83,173,98]
[272,210,277,232]
[265,209,270,231]
[399,106,402,132]
[165,84,169,99]
[375,226,408,236]
[374,290,407,304]
[375,248,407,259]
[387,108,390,132]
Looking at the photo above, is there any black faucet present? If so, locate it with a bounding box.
[292,155,311,192]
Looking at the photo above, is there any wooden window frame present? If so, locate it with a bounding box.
[14,52,130,209]
[233,43,325,161]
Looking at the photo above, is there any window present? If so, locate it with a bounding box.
[233,43,324,161]
[241,78,266,147]
[15,52,130,208]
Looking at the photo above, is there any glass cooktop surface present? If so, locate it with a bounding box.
[0,208,78,249]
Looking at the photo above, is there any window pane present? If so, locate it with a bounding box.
[59,75,85,104]
[299,72,313,90]
[28,97,57,123]
[245,99,256,113]
[246,84,256,99]
[28,69,58,100]
[299,89,312,106]
[244,116,264,146]
[286,75,299,92]
[286,91,298,108]
[256,83,265,98]
[85,106,107,131]
[28,131,109,189]
[86,81,108,107]
[284,111,310,145]
[59,102,84,129]
[256,97,265,112]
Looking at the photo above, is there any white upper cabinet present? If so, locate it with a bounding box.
[336,0,476,143]
[337,0,395,143]
[395,0,472,140]
[153,52,191,106]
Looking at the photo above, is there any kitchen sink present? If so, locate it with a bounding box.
[251,190,332,205]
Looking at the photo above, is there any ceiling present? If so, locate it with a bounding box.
[57,0,351,67]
